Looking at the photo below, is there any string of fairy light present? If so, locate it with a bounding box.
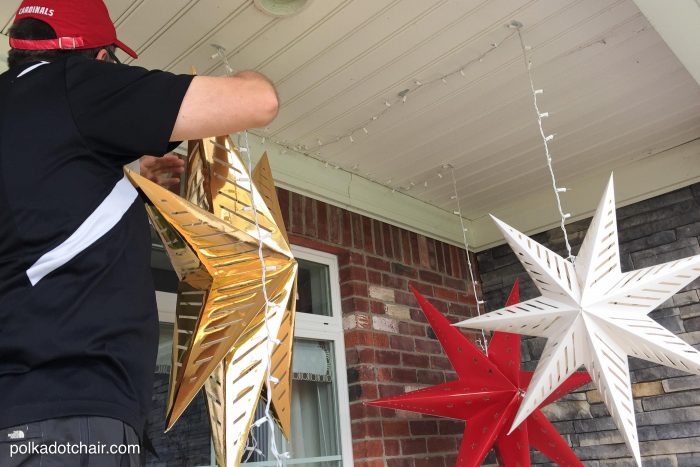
[212,26,520,195]
[515,23,575,262]
[214,48,289,465]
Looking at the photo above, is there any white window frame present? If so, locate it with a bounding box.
[155,245,353,467]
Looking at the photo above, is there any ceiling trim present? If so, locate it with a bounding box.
[245,132,469,248]
[248,133,700,254]
[632,0,700,86]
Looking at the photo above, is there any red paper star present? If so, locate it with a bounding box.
[369,282,590,467]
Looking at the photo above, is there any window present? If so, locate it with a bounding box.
[149,243,353,467]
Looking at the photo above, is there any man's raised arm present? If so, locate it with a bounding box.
[170,71,279,142]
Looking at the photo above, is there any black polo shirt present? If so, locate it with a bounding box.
[0,56,193,433]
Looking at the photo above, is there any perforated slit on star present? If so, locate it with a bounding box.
[369,282,589,467]
[456,174,700,466]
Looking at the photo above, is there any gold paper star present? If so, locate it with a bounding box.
[126,136,297,466]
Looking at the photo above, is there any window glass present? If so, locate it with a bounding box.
[244,339,342,466]
[296,258,331,316]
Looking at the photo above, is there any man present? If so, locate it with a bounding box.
[0,1,278,465]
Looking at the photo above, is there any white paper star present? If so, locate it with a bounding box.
[456,175,700,466]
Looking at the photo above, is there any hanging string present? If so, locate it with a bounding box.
[240,130,289,465]
[514,25,575,262]
[448,166,489,354]
[212,45,288,465]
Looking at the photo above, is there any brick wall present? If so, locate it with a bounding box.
[277,188,484,467]
[477,182,700,467]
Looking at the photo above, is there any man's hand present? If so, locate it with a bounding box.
[140,153,185,188]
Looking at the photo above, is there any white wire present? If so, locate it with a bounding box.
[241,130,287,465]
[516,28,574,262]
[449,168,488,354]
[212,45,286,465]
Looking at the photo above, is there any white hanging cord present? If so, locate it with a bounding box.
[212,45,288,464]
[514,25,574,262]
[240,130,289,465]
[448,166,488,354]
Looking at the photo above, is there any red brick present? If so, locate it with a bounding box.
[391,262,417,279]
[410,420,438,436]
[401,230,412,265]
[340,265,367,282]
[392,368,417,383]
[441,243,452,276]
[350,401,380,419]
[339,251,364,267]
[387,458,413,467]
[382,420,410,437]
[409,232,420,265]
[401,438,427,455]
[399,322,426,337]
[316,201,328,241]
[384,439,401,457]
[328,205,341,244]
[382,273,407,290]
[439,419,464,435]
[357,460,386,467]
[366,256,391,271]
[408,281,433,297]
[427,436,458,453]
[415,339,442,354]
[419,270,443,286]
[396,290,419,307]
[383,223,394,259]
[435,239,445,273]
[391,225,403,261]
[358,348,377,364]
[346,348,359,366]
[304,197,317,238]
[290,192,304,235]
[378,384,406,399]
[341,210,353,247]
[444,276,465,291]
[342,297,369,314]
[415,456,445,467]
[363,216,374,253]
[372,220,384,257]
[434,286,458,302]
[352,420,383,439]
[427,238,438,270]
[390,335,415,352]
[367,270,382,285]
[352,213,364,250]
[277,188,290,226]
[417,369,445,385]
[376,349,401,365]
[353,439,384,459]
[341,281,368,299]
[410,307,428,324]
[431,355,452,370]
[401,352,429,368]
[370,300,385,314]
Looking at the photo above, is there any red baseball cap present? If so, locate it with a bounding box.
[9,0,137,59]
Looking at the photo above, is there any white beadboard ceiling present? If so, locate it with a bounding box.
[1,0,699,246]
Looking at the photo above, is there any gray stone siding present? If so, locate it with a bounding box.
[477,182,700,466]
